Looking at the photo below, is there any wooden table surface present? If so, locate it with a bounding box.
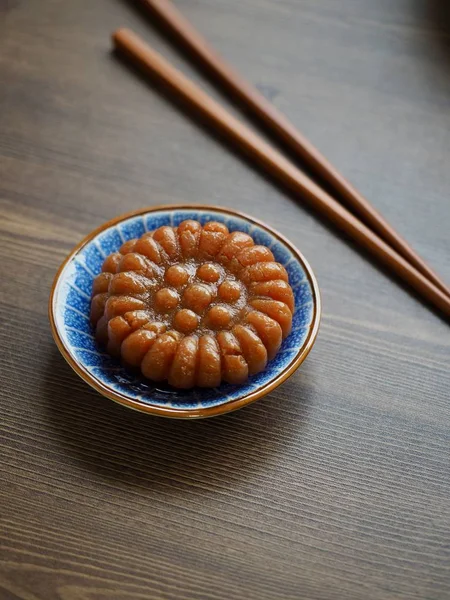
[1,1,450,599]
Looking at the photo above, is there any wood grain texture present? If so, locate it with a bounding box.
[1,1,450,599]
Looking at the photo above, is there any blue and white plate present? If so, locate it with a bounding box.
[49,205,321,418]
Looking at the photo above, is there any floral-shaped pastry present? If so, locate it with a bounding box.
[91,220,295,389]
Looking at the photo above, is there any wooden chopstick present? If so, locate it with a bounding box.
[134,0,450,301]
[112,28,450,319]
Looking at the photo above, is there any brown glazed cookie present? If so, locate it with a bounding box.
[91,220,294,389]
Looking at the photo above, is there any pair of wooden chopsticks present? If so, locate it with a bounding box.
[112,0,450,318]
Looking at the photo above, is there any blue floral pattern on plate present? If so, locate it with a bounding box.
[51,207,320,416]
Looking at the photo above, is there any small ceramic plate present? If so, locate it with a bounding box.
[49,205,321,418]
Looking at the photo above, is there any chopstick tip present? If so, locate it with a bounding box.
[112,28,131,48]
